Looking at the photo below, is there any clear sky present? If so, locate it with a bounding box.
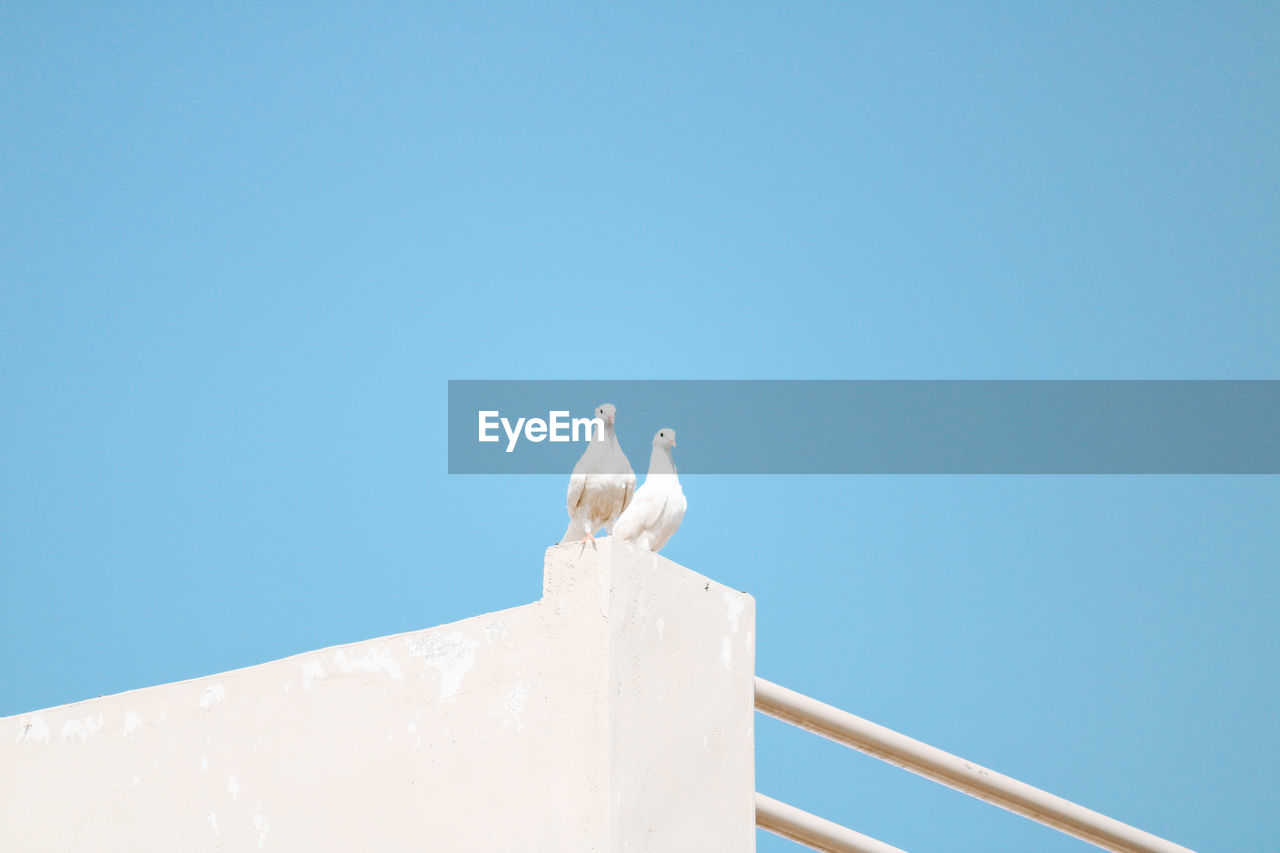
[3,3,1277,851]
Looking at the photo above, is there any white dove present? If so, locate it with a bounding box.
[561,403,636,543]
[613,428,685,553]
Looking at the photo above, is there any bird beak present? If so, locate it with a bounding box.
[671,439,677,448]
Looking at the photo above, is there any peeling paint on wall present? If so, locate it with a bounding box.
[406,631,478,701]
[123,712,142,736]
[334,647,405,681]
[198,684,226,709]
[483,621,507,644]
[15,715,49,744]
[724,593,744,633]
[61,714,104,742]
[253,808,270,848]
[497,683,528,733]
[301,660,327,690]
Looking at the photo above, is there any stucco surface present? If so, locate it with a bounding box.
[2,541,755,851]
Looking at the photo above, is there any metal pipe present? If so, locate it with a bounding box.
[756,793,910,853]
[755,677,1195,853]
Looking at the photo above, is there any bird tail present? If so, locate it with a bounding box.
[561,517,590,543]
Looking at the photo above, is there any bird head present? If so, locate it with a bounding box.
[654,428,676,449]
[595,403,617,427]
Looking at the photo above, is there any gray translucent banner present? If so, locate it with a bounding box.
[447,381,1280,474]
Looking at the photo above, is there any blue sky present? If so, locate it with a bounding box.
[2,3,1277,851]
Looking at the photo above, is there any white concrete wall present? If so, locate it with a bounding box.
[1,541,755,851]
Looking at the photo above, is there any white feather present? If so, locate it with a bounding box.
[560,404,635,542]
[614,429,685,553]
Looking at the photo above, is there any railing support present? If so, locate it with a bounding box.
[755,677,1195,853]
[756,793,909,853]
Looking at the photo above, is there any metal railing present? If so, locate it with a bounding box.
[754,677,1196,853]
